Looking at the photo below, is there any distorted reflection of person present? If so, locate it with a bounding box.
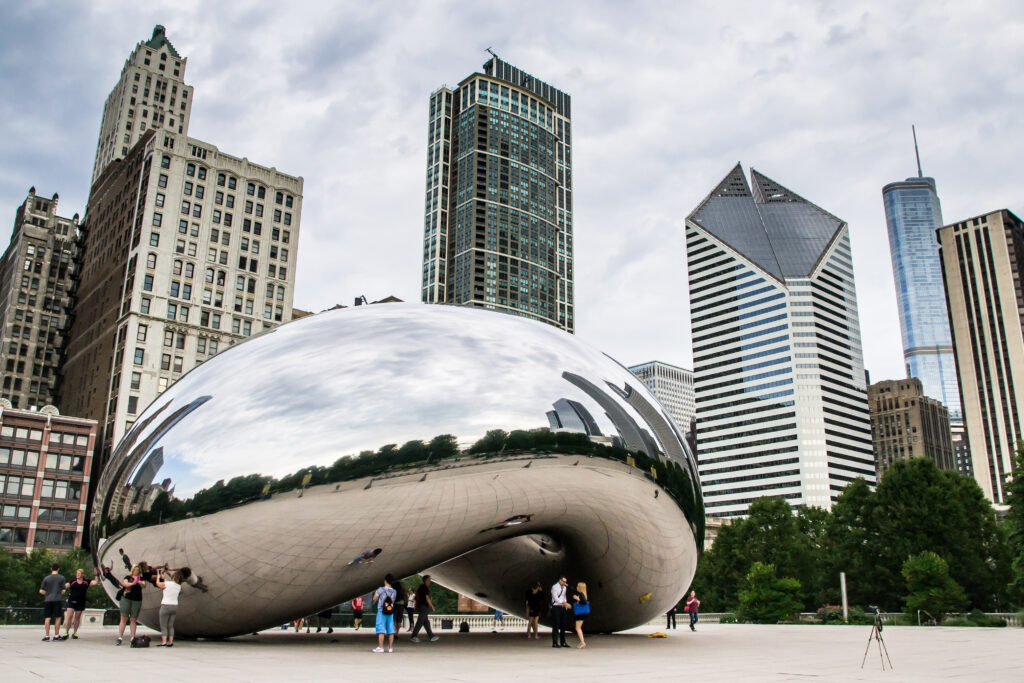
[348,548,382,566]
[525,581,544,639]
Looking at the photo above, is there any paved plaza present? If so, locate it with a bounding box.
[2,623,1022,682]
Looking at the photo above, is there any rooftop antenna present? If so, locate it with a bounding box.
[485,47,498,59]
[912,124,923,178]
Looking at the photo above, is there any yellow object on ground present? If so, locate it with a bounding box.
[648,632,667,638]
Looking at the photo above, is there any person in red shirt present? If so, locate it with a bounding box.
[351,595,364,630]
[685,590,700,631]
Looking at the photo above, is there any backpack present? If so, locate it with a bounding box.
[130,635,151,648]
[382,594,394,615]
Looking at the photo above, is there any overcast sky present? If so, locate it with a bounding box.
[2,1,1023,381]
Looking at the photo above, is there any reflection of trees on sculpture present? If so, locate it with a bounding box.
[100,429,702,544]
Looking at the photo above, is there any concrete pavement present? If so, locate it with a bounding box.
[1,622,1021,682]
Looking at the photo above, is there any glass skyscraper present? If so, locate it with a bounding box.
[421,54,574,332]
[882,175,962,423]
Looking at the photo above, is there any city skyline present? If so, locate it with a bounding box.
[2,3,1024,381]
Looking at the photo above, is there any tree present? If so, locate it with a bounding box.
[690,497,822,612]
[1006,442,1024,607]
[902,551,967,622]
[737,562,802,623]
[868,459,1008,611]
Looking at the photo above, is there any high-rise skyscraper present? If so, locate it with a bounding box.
[91,25,194,187]
[686,164,876,517]
[421,54,574,332]
[881,129,961,423]
[0,189,79,409]
[937,209,1024,504]
[628,361,695,433]
[60,27,302,465]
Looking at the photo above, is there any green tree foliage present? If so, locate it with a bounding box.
[0,547,109,609]
[902,551,967,621]
[737,561,803,623]
[829,459,1009,611]
[1006,443,1024,607]
[691,497,822,611]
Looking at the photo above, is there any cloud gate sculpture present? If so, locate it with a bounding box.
[91,304,703,637]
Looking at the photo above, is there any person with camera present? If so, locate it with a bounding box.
[154,568,184,647]
[116,565,145,646]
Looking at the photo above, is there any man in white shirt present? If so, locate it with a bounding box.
[549,576,569,648]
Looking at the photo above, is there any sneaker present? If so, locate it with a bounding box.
[71,634,78,640]
[372,646,384,653]
[387,647,393,653]
[430,636,440,642]
[327,628,334,634]
[116,638,123,646]
[166,643,174,647]
[42,636,50,642]
[410,637,421,643]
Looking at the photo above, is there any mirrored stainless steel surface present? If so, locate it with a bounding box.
[91,304,703,637]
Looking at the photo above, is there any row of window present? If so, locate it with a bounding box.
[0,527,77,548]
[0,448,83,472]
[0,475,81,499]
[0,505,78,524]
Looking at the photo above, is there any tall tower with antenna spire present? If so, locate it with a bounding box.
[881,128,963,460]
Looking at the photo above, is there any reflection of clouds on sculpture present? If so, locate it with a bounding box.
[119,304,674,498]
[92,304,702,638]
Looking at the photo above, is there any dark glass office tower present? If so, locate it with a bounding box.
[421,55,574,332]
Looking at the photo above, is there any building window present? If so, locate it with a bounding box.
[137,324,148,342]
[133,348,144,365]
[150,232,160,247]
[127,396,139,414]
[130,371,141,390]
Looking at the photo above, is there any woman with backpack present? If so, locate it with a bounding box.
[571,582,590,649]
[372,574,397,653]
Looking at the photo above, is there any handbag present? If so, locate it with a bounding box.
[573,601,590,616]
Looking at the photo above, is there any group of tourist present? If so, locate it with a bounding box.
[41,561,696,649]
[40,548,205,648]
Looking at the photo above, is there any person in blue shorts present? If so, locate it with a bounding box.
[373,574,397,653]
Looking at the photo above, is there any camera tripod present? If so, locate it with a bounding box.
[860,615,893,670]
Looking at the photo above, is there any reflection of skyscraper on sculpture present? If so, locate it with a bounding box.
[547,398,602,436]
[562,372,659,456]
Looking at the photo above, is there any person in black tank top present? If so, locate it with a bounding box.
[59,569,99,640]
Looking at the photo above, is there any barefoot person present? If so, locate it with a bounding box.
[39,563,66,641]
[572,582,590,649]
[60,569,99,640]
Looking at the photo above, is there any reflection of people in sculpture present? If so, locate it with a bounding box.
[119,548,131,570]
[348,548,382,565]
[61,569,100,640]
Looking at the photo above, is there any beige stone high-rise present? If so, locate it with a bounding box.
[0,189,79,409]
[61,27,302,465]
[938,209,1024,504]
[91,25,194,188]
[867,378,954,476]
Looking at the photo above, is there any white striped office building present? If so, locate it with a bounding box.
[686,164,876,518]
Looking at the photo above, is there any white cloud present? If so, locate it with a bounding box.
[2,1,1023,384]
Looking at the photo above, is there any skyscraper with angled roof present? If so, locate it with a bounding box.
[421,54,574,332]
[882,130,961,424]
[685,164,876,517]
